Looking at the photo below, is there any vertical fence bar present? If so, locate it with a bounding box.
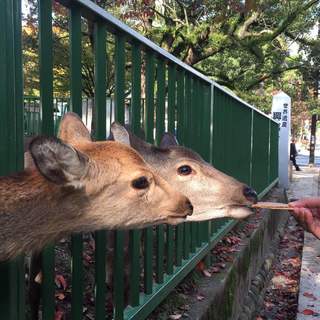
[39,0,54,135]
[93,20,107,320]
[69,5,83,319]
[38,1,55,319]
[131,42,142,134]
[183,73,192,258]
[175,68,184,267]
[129,42,142,307]
[115,33,125,124]
[69,5,82,115]
[0,0,24,319]
[202,83,211,266]
[200,83,208,247]
[176,69,185,143]
[144,50,155,142]
[155,58,166,146]
[155,58,166,284]
[144,50,155,294]
[195,80,203,247]
[13,0,25,315]
[166,62,176,274]
[167,63,176,133]
[114,32,126,320]
[189,77,198,252]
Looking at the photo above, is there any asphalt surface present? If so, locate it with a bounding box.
[287,167,320,319]
[296,154,320,167]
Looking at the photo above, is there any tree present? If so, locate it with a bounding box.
[23,0,320,121]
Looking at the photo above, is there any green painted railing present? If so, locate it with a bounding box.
[2,1,279,319]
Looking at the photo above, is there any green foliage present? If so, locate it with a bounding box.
[22,0,320,132]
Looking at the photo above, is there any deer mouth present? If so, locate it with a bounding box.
[166,216,188,225]
[165,212,191,225]
[186,205,253,222]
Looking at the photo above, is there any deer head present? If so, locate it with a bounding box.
[110,123,258,221]
[0,113,192,260]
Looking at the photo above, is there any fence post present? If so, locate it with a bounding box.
[0,0,24,319]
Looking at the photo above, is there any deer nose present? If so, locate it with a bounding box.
[243,186,258,204]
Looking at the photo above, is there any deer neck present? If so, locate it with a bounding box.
[0,170,89,261]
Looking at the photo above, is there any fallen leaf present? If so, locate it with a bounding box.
[302,309,315,315]
[55,293,65,301]
[196,261,205,271]
[54,309,64,320]
[197,294,205,301]
[202,269,211,277]
[83,253,93,264]
[217,263,226,269]
[55,275,67,290]
[34,272,42,284]
[211,267,220,273]
[303,292,317,300]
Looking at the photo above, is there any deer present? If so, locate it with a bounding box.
[97,122,257,308]
[0,112,193,262]
[110,122,258,219]
[26,116,257,318]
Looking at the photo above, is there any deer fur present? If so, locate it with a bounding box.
[0,113,192,261]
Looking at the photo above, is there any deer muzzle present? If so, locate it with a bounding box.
[243,186,258,204]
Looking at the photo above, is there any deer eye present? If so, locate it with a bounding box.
[177,165,192,176]
[132,176,149,190]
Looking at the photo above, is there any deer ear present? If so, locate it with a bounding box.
[160,133,179,148]
[110,122,130,146]
[30,136,89,187]
[58,112,92,145]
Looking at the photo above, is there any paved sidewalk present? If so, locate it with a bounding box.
[287,167,320,319]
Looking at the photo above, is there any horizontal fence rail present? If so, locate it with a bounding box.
[2,1,279,320]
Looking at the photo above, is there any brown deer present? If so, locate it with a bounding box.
[110,122,258,220]
[0,113,193,261]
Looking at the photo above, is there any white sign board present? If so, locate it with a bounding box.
[271,91,291,189]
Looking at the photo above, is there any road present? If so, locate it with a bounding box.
[295,143,320,167]
[296,154,320,167]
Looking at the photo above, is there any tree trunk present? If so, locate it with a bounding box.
[309,114,317,165]
[309,18,320,165]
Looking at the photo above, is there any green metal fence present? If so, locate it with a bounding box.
[1,1,279,319]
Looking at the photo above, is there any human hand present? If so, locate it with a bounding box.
[289,197,320,239]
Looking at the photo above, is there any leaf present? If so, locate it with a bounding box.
[169,314,182,319]
[303,292,317,300]
[54,309,64,320]
[34,272,42,284]
[196,261,205,271]
[83,253,93,264]
[302,309,315,315]
[211,266,220,273]
[55,275,67,290]
[55,293,65,301]
[197,294,205,301]
[202,269,211,277]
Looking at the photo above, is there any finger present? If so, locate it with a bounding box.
[305,210,315,233]
[290,207,305,218]
[289,197,320,208]
[290,208,312,230]
[301,209,312,231]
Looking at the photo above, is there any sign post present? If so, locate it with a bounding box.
[271,91,291,189]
